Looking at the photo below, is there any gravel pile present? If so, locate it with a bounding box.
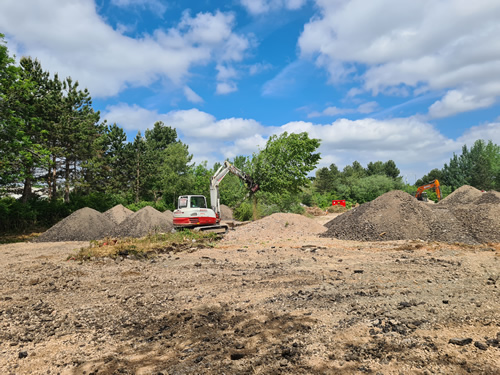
[163,209,174,222]
[112,206,174,238]
[322,188,500,244]
[322,191,435,242]
[224,212,326,243]
[34,208,114,242]
[103,204,133,225]
[220,204,233,220]
[475,190,500,205]
[438,185,483,205]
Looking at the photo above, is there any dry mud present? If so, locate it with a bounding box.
[1,213,499,374]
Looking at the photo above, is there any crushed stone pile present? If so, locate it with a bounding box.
[34,208,114,242]
[223,212,326,243]
[322,191,435,242]
[163,210,174,222]
[475,190,500,205]
[220,204,234,220]
[112,206,174,238]
[322,189,500,244]
[438,185,483,205]
[103,204,133,225]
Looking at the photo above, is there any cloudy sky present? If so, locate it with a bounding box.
[1,0,500,183]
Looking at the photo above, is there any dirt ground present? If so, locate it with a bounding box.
[0,213,499,375]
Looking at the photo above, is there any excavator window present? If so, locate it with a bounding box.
[191,196,206,208]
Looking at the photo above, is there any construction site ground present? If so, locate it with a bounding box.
[1,212,499,375]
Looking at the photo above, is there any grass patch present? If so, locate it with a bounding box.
[69,230,220,261]
[0,227,47,244]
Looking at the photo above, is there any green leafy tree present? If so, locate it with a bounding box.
[144,121,179,200]
[415,168,443,187]
[366,161,385,176]
[383,160,400,179]
[251,131,321,218]
[442,140,499,190]
[158,142,193,206]
[351,175,404,203]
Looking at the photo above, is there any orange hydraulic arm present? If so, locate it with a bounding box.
[415,179,441,201]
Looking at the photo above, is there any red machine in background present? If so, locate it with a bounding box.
[332,200,346,207]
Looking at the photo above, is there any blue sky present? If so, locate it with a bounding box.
[1,0,500,183]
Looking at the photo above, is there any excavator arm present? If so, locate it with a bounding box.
[210,161,259,221]
[415,179,441,201]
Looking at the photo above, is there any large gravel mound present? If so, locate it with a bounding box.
[220,204,233,220]
[438,185,483,205]
[103,204,133,225]
[321,191,434,241]
[34,208,114,242]
[322,189,500,244]
[224,212,326,243]
[112,206,173,238]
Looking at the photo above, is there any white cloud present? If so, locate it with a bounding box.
[428,90,495,118]
[249,62,272,75]
[216,82,238,95]
[299,0,500,117]
[240,0,307,14]
[103,103,481,180]
[0,1,251,97]
[183,86,204,103]
[111,0,167,14]
[457,122,500,145]
[308,101,378,118]
[357,101,378,114]
[262,60,306,96]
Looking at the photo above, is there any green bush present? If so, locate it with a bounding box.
[233,201,255,221]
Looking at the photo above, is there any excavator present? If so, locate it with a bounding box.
[415,179,441,201]
[173,161,259,233]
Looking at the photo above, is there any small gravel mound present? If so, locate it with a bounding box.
[220,204,233,220]
[321,191,434,241]
[112,206,173,238]
[224,212,326,243]
[475,190,500,205]
[34,207,114,242]
[103,204,133,225]
[438,185,483,205]
[449,203,500,243]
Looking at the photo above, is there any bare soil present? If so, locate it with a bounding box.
[1,213,499,374]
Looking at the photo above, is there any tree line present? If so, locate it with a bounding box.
[416,139,499,191]
[1,33,498,232]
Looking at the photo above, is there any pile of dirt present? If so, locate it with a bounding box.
[34,208,114,242]
[475,190,500,205]
[163,209,174,222]
[103,204,133,225]
[223,212,326,243]
[438,185,483,205]
[322,189,500,244]
[322,191,435,242]
[305,206,326,216]
[112,206,173,238]
[220,204,233,220]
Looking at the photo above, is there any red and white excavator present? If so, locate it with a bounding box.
[173,161,259,233]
